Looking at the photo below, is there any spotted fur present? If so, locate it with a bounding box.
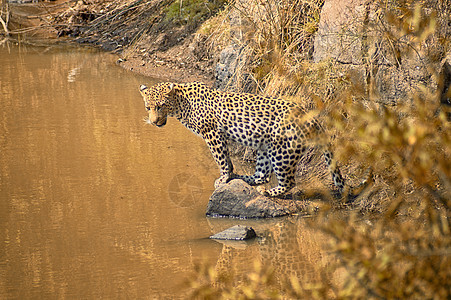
[139,82,345,197]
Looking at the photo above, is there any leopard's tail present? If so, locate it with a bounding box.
[323,150,374,202]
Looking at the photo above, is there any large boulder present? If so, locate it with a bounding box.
[214,44,249,91]
[313,0,368,64]
[206,180,290,218]
[213,0,256,92]
[313,0,447,106]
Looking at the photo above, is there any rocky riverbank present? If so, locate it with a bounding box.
[3,1,450,99]
[50,0,222,84]
[2,0,449,216]
[3,4,450,295]
[43,0,451,99]
[46,0,450,215]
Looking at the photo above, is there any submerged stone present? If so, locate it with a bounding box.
[209,225,256,240]
[206,179,290,218]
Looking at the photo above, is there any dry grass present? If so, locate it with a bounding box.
[187,0,450,298]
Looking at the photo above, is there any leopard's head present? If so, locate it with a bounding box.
[139,82,177,127]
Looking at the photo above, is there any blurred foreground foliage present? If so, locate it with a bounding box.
[187,0,450,298]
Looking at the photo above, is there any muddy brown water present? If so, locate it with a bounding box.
[0,42,335,298]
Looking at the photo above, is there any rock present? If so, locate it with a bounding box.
[214,44,245,90]
[214,45,255,93]
[210,225,256,240]
[313,0,445,106]
[206,180,290,218]
[440,51,451,120]
[313,0,368,64]
[213,0,255,92]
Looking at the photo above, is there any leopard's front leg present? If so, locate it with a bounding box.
[203,130,234,188]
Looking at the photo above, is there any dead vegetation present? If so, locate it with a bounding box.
[2,0,450,297]
[52,0,173,51]
[186,0,450,298]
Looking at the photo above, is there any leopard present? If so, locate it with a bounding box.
[139,81,346,198]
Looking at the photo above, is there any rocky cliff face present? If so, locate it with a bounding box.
[215,0,450,106]
[313,0,449,106]
[313,0,368,65]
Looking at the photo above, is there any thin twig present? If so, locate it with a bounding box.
[0,16,9,36]
[0,1,10,36]
[86,0,146,32]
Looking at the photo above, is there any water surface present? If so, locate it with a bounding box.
[0,42,333,298]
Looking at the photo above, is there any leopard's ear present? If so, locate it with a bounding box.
[166,82,177,95]
[139,84,148,98]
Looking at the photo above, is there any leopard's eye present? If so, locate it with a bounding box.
[146,106,151,111]
[155,105,162,111]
